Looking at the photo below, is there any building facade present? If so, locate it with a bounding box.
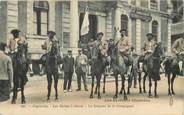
[0,0,171,56]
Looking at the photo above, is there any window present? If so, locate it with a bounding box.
[33,1,49,35]
[121,15,128,36]
[152,21,158,39]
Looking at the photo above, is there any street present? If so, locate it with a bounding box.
[0,74,184,115]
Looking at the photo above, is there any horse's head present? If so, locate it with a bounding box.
[108,43,118,60]
[17,43,28,64]
[152,42,164,58]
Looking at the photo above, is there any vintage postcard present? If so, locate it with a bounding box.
[0,0,184,115]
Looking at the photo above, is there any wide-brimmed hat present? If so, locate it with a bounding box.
[96,32,104,37]
[11,29,20,34]
[119,29,127,33]
[146,33,154,37]
[47,31,56,36]
[68,50,72,53]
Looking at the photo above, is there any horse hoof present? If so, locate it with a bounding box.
[168,92,171,95]
[94,91,97,95]
[144,90,147,93]
[21,100,26,104]
[148,94,153,98]
[47,97,50,101]
[55,97,58,100]
[90,95,93,98]
[139,90,143,94]
[124,96,128,100]
[113,95,118,99]
[98,95,101,99]
[119,91,123,95]
[103,90,106,94]
[11,100,16,104]
[154,95,159,98]
[172,92,175,95]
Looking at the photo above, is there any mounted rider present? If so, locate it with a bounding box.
[171,33,184,74]
[7,29,28,86]
[116,29,132,75]
[42,31,59,54]
[142,33,156,63]
[7,29,27,54]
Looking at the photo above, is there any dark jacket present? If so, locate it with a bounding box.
[62,55,74,73]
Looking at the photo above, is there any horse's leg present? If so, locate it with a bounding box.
[103,74,106,94]
[154,80,159,98]
[46,73,52,100]
[97,74,102,99]
[11,84,18,104]
[123,76,128,100]
[94,84,98,94]
[138,72,142,94]
[148,76,153,98]
[90,75,95,98]
[113,75,118,99]
[119,75,123,95]
[127,74,132,95]
[143,73,147,93]
[167,73,171,95]
[54,73,59,100]
[171,73,177,95]
[21,77,26,104]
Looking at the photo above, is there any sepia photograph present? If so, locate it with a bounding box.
[0,0,183,115]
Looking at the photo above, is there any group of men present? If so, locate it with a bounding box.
[0,27,183,102]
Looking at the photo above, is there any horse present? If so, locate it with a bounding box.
[107,42,129,99]
[145,42,164,98]
[164,52,183,95]
[11,43,29,104]
[42,41,62,100]
[89,45,106,99]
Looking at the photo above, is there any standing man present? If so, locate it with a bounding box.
[62,50,75,93]
[75,49,88,91]
[117,29,132,75]
[0,42,13,102]
[172,33,184,74]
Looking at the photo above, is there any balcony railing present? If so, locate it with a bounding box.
[150,2,158,10]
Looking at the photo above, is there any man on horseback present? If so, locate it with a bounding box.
[171,33,184,75]
[7,29,28,85]
[142,33,156,64]
[42,31,59,53]
[117,29,132,76]
[41,31,60,73]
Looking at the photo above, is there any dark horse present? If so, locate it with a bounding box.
[108,42,128,99]
[164,53,183,95]
[145,42,164,98]
[41,41,61,100]
[89,45,106,99]
[11,43,29,104]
